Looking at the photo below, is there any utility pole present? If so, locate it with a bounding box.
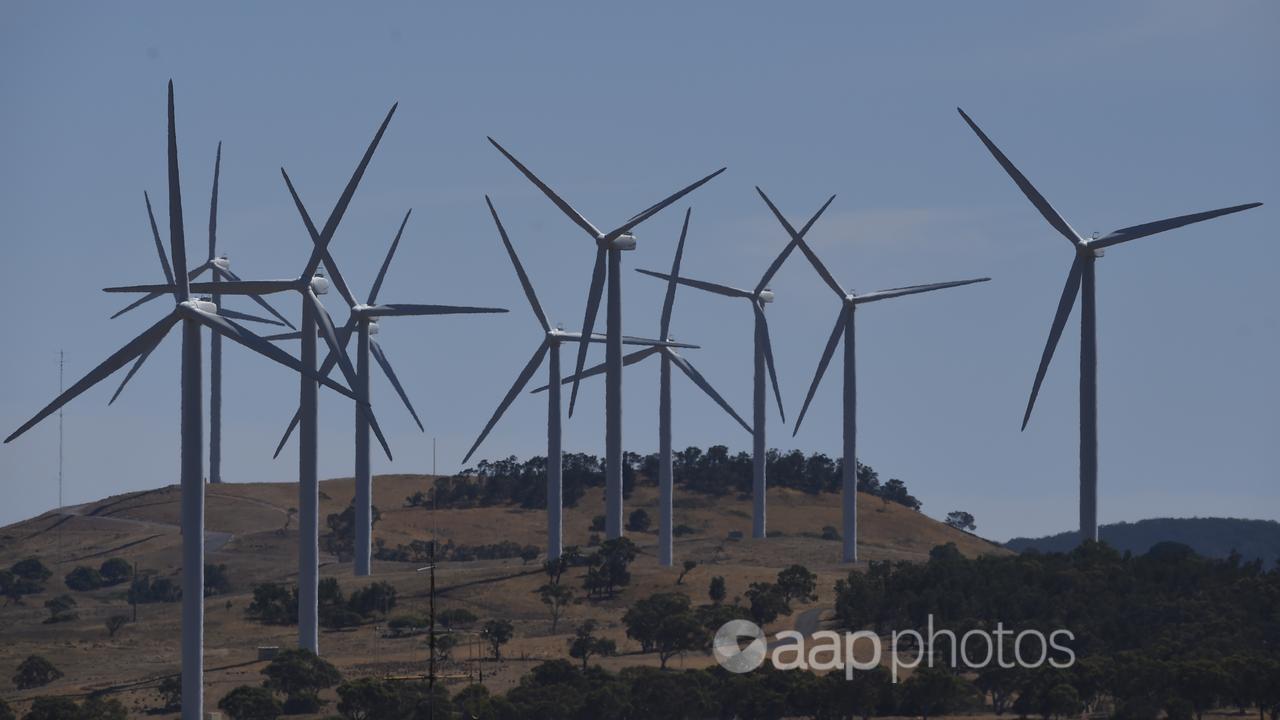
[57,350,64,564]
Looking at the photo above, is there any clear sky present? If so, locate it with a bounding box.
[1,2,1275,541]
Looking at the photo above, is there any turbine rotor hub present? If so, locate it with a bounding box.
[310,274,330,295]
[757,289,775,304]
[609,232,638,251]
[183,299,218,314]
[212,256,231,271]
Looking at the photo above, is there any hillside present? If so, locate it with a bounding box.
[1005,517,1280,564]
[0,474,1006,717]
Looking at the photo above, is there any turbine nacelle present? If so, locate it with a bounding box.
[309,274,330,295]
[184,298,218,314]
[756,288,775,304]
[212,256,231,271]
[608,232,638,251]
[367,319,380,336]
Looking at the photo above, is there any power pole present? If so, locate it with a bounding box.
[57,350,64,564]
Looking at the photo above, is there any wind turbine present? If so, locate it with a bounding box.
[957,107,1262,545]
[486,138,724,538]
[108,103,399,652]
[637,196,836,539]
[269,201,508,578]
[464,197,698,560]
[553,208,753,566]
[756,188,989,563]
[6,82,356,720]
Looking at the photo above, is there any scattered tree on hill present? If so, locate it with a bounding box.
[538,582,573,632]
[128,574,181,604]
[745,582,791,625]
[431,633,458,663]
[568,620,616,670]
[583,537,637,599]
[519,545,540,565]
[901,666,980,720]
[43,593,77,623]
[98,558,132,585]
[78,695,129,720]
[945,510,977,532]
[676,559,697,585]
[13,655,63,690]
[157,675,182,712]
[776,563,818,603]
[64,565,103,591]
[247,582,298,625]
[104,614,129,638]
[482,619,514,660]
[11,557,51,582]
[262,648,342,714]
[708,575,726,604]
[335,677,448,720]
[324,502,380,560]
[347,581,397,618]
[20,697,80,720]
[218,685,282,720]
[204,562,232,596]
[627,508,651,532]
[623,592,709,666]
[437,607,477,630]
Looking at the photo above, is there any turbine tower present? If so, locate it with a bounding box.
[462,197,689,560]
[958,108,1262,545]
[109,103,399,652]
[7,82,356,720]
[270,202,508,578]
[637,197,836,539]
[487,138,724,538]
[756,188,989,563]
[558,208,753,566]
[108,144,294,485]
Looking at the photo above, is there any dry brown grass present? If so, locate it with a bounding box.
[0,473,1007,717]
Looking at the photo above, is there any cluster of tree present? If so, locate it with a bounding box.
[42,594,77,624]
[1005,516,1280,566]
[323,502,381,560]
[218,648,343,717]
[1,694,128,720]
[246,578,397,629]
[374,537,539,564]
[831,540,1280,718]
[61,558,132,592]
[415,446,922,513]
[1,557,52,604]
[127,573,181,604]
[583,538,638,599]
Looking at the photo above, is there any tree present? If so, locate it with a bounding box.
[438,607,477,630]
[13,655,63,689]
[520,546,540,565]
[104,614,129,638]
[902,666,977,720]
[98,558,133,585]
[627,508,651,532]
[157,675,182,711]
[11,557,51,582]
[218,685,282,720]
[20,697,80,720]
[1041,683,1083,720]
[79,695,129,720]
[538,582,573,632]
[335,677,446,720]
[246,582,297,625]
[776,564,818,603]
[64,565,103,591]
[43,594,77,623]
[432,633,458,663]
[583,538,637,598]
[482,619,514,660]
[653,612,707,668]
[568,620,615,670]
[945,510,977,532]
[347,581,397,618]
[624,593,692,653]
[205,563,232,596]
[708,576,726,605]
[976,666,1023,715]
[262,648,342,713]
[0,698,11,720]
[676,559,697,585]
[745,582,791,625]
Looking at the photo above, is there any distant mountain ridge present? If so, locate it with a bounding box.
[1006,517,1280,565]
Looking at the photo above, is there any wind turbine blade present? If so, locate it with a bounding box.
[793,305,849,437]
[363,304,508,318]
[208,141,221,261]
[1089,202,1263,249]
[301,102,399,280]
[181,304,356,401]
[755,194,837,294]
[309,290,359,390]
[263,331,302,341]
[568,247,607,417]
[486,195,548,331]
[368,209,411,305]
[217,307,287,327]
[271,321,359,459]
[635,269,752,299]
[166,81,189,302]
[273,408,302,459]
[218,267,296,330]
[150,279,297,295]
[462,340,550,464]
[532,346,657,393]
[110,291,165,319]
[281,170,359,309]
[756,304,786,423]
[108,331,167,405]
[659,208,691,341]
[144,191,175,285]
[622,335,697,349]
[757,187,844,298]
[669,352,753,435]
[604,167,726,244]
[6,312,180,443]
[487,137,601,240]
[957,107,1080,246]
[853,277,991,305]
[368,338,423,432]
[1022,256,1084,431]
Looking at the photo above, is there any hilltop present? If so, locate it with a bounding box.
[1005,516,1280,565]
[0,473,1005,716]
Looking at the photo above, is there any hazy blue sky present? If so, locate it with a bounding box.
[1,2,1275,541]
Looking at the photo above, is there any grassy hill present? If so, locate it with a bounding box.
[1005,517,1280,565]
[0,474,1006,717]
